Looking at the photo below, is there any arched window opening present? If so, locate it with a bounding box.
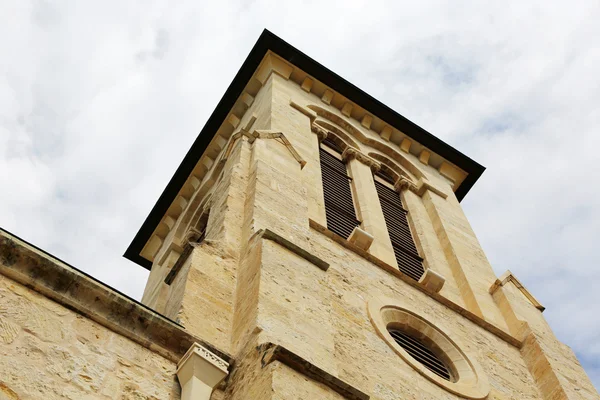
[319,137,360,239]
[373,170,424,281]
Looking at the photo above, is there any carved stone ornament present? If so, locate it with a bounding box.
[310,123,328,142]
[184,227,204,244]
[176,342,229,400]
[341,147,381,172]
[394,176,417,192]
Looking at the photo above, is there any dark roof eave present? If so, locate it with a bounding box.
[124,29,485,270]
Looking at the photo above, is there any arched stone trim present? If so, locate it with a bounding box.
[368,150,423,182]
[308,105,365,141]
[308,104,427,181]
[313,119,360,151]
[368,152,418,184]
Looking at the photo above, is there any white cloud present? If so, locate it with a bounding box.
[1,0,598,391]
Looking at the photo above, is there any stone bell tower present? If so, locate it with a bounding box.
[125,30,599,399]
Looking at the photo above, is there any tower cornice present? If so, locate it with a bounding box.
[124,29,485,270]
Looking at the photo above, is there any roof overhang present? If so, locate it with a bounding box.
[124,29,485,270]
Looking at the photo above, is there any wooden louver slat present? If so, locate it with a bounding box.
[374,177,424,281]
[388,329,451,381]
[320,146,360,239]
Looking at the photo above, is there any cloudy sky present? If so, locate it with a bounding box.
[1,0,599,390]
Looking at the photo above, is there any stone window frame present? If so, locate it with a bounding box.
[368,297,490,399]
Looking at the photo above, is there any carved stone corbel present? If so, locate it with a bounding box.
[311,123,328,142]
[341,147,381,172]
[394,176,417,192]
[419,269,446,293]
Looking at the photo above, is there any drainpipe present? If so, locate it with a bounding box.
[176,343,229,400]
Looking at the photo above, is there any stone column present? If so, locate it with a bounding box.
[343,148,397,267]
[177,343,229,400]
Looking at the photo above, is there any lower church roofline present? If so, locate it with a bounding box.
[0,226,232,365]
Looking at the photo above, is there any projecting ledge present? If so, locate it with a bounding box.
[259,229,329,271]
[489,270,545,312]
[258,342,370,400]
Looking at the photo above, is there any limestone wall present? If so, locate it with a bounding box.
[134,57,598,399]
[0,273,179,400]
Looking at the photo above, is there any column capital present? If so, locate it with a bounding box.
[310,123,328,142]
[341,147,381,172]
[394,176,417,192]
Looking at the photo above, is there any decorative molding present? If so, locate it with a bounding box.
[313,118,361,149]
[368,152,418,183]
[189,176,201,190]
[259,229,329,271]
[142,235,164,260]
[361,114,373,129]
[177,343,229,400]
[400,138,411,153]
[341,147,381,172]
[179,342,229,373]
[419,149,431,165]
[290,101,317,122]
[199,156,215,173]
[380,126,392,141]
[438,161,462,188]
[311,123,328,142]
[227,114,240,129]
[309,105,425,181]
[489,271,545,312]
[258,342,369,400]
[394,177,448,200]
[240,92,254,109]
[394,176,418,193]
[162,216,176,230]
[301,77,313,92]
[255,52,294,84]
[341,102,353,117]
[321,89,334,105]
[175,195,189,212]
[414,178,448,199]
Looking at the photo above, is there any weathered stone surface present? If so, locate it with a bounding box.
[0,275,179,400]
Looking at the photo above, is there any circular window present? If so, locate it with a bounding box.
[368,297,489,399]
[387,328,453,381]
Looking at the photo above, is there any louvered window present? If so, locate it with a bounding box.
[319,138,360,239]
[374,171,424,281]
[388,328,452,381]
